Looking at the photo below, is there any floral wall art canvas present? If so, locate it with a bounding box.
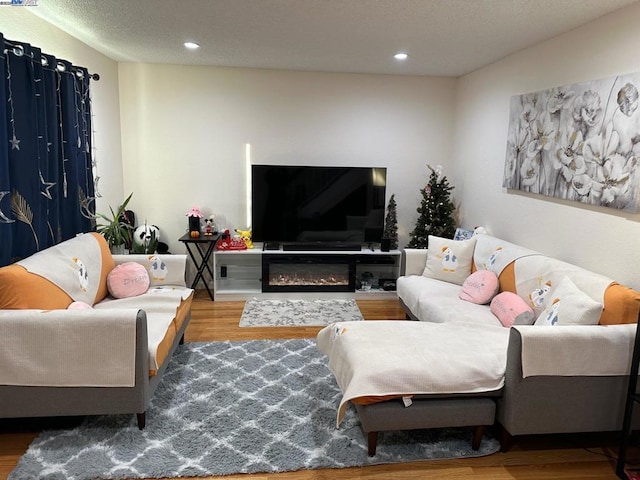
[503,73,640,212]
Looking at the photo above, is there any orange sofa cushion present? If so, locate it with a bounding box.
[599,283,640,325]
[0,264,73,309]
[0,232,114,309]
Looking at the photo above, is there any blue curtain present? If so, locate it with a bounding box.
[0,34,96,266]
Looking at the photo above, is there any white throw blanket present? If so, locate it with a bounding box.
[0,309,137,387]
[316,320,510,426]
[517,324,636,377]
[17,233,103,305]
[473,234,538,276]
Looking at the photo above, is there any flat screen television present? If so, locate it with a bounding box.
[251,165,387,245]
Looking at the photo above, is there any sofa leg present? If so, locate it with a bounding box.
[472,425,484,450]
[367,432,378,456]
[499,425,513,452]
[137,412,146,430]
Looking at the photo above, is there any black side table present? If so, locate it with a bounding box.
[179,233,220,300]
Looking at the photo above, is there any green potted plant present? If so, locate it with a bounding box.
[96,192,134,254]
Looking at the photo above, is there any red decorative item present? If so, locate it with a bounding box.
[216,230,247,251]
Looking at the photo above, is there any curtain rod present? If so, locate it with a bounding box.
[3,39,99,81]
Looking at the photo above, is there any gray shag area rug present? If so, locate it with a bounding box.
[10,339,500,480]
[239,298,364,327]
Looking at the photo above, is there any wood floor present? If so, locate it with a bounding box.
[0,292,631,479]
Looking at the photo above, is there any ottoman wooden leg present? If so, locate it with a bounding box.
[367,431,378,456]
[472,425,484,450]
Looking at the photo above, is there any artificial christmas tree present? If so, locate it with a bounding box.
[407,165,456,248]
[382,194,398,250]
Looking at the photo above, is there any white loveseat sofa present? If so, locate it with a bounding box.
[0,232,193,428]
[318,233,640,453]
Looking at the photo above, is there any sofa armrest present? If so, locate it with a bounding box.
[402,249,428,276]
[0,308,146,387]
[113,254,188,287]
[497,323,637,436]
[513,324,636,377]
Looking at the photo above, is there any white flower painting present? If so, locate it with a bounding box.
[503,73,640,212]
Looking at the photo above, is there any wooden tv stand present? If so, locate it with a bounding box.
[212,243,400,301]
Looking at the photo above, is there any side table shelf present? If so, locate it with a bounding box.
[214,249,262,297]
[179,233,221,301]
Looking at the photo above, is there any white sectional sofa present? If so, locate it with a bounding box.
[0,232,193,428]
[318,233,640,453]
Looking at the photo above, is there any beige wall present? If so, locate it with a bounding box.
[118,64,456,253]
[0,8,123,215]
[452,2,640,288]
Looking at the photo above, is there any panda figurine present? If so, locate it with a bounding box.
[133,224,160,253]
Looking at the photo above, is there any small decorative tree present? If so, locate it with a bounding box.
[383,194,398,250]
[407,165,456,248]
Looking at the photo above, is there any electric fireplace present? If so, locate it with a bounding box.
[262,254,356,292]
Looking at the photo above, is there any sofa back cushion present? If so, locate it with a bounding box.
[472,234,640,325]
[0,233,114,309]
[492,248,639,325]
[600,284,640,325]
[0,264,74,309]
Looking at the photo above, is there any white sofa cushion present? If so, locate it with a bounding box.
[422,235,476,285]
[397,275,461,314]
[534,276,603,326]
[94,286,193,371]
[398,274,500,326]
[416,296,501,327]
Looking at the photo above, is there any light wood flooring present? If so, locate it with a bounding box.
[0,292,633,479]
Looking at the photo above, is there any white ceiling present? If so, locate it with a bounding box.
[30,0,639,77]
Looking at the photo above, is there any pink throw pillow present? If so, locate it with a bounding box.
[107,262,150,299]
[459,270,499,305]
[490,291,535,327]
[67,301,93,310]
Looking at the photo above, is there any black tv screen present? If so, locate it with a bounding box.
[251,165,387,244]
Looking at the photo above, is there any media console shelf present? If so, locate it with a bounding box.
[213,243,401,301]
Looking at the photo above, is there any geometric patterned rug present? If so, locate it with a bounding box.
[10,339,499,480]
[239,298,364,327]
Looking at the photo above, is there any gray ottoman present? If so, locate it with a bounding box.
[354,397,496,456]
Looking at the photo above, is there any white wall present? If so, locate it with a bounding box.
[0,8,123,214]
[452,2,640,288]
[118,64,456,253]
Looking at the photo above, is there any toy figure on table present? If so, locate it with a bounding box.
[204,216,216,236]
[235,227,253,248]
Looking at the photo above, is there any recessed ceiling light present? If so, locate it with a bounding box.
[184,42,200,50]
[394,52,408,60]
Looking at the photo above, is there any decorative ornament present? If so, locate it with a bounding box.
[216,229,248,250]
[186,206,203,234]
[235,227,253,249]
